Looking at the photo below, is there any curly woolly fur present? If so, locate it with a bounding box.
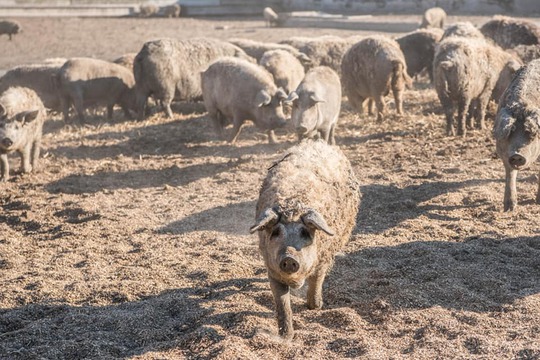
[228,38,308,64]
[255,140,360,269]
[0,87,46,181]
[259,49,305,94]
[481,16,540,50]
[201,57,287,143]
[434,37,522,136]
[494,59,540,140]
[341,35,412,121]
[0,64,63,112]
[133,37,252,119]
[0,87,45,119]
[442,22,485,40]
[396,28,444,79]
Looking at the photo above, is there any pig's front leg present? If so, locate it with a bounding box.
[269,276,294,340]
[504,163,518,211]
[307,265,328,310]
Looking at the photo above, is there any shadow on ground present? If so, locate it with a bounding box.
[356,178,496,234]
[0,277,269,360]
[326,235,540,316]
[160,200,255,235]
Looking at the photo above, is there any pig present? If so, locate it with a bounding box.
[493,59,540,211]
[55,57,136,122]
[201,57,288,144]
[287,66,341,144]
[0,87,46,182]
[250,139,360,339]
[259,49,305,94]
[420,7,446,29]
[341,35,412,122]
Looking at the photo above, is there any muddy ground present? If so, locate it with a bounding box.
[1,15,540,360]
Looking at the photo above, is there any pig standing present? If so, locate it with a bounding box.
[201,57,288,144]
[434,38,521,136]
[341,35,412,122]
[493,59,540,211]
[0,87,46,181]
[287,66,341,144]
[250,140,360,339]
[56,58,136,122]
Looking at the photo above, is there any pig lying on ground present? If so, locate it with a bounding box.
[287,66,341,144]
[250,139,360,340]
[0,87,46,181]
[493,59,540,211]
[201,57,288,144]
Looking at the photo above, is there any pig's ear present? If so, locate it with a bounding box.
[493,107,516,140]
[250,208,280,233]
[256,90,272,107]
[297,53,312,66]
[284,91,298,105]
[302,209,335,236]
[309,93,325,103]
[275,88,288,101]
[15,110,40,124]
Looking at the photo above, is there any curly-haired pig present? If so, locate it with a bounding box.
[493,59,540,211]
[201,57,288,144]
[0,87,46,181]
[287,66,341,144]
[250,140,360,339]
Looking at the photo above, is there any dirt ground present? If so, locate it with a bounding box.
[1,15,540,360]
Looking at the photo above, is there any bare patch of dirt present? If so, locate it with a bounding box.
[1,15,540,359]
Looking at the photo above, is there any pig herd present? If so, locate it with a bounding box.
[1,11,540,339]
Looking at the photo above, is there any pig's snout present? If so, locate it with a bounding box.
[1,138,13,148]
[280,256,299,274]
[509,153,526,168]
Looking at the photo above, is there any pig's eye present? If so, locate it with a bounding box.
[300,228,311,239]
[271,227,281,238]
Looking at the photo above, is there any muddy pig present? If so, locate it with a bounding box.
[287,66,341,144]
[494,59,540,211]
[250,140,360,339]
[0,87,46,181]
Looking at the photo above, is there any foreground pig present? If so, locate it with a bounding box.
[0,87,46,181]
[201,57,288,144]
[287,66,341,144]
[493,59,540,211]
[250,140,360,339]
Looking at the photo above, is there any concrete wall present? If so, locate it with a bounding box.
[285,0,540,15]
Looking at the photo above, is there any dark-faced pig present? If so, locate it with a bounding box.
[287,66,341,144]
[250,140,360,339]
[201,57,288,144]
[493,59,540,211]
[0,87,46,181]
